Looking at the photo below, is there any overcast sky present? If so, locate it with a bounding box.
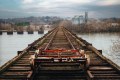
[0,0,120,18]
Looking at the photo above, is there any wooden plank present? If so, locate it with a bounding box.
[35,75,86,79]
[40,67,82,70]
[90,62,109,66]
[16,60,30,62]
[9,66,30,68]
[8,66,31,69]
[15,61,30,64]
[7,67,31,71]
[2,72,28,76]
[13,64,31,66]
[22,56,31,58]
[89,66,113,71]
[0,75,27,79]
[40,63,80,66]
[38,70,84,74]
[91,71,117,74]
[20,58,29,60]
[93,74,120,76]
[94,76,120,79]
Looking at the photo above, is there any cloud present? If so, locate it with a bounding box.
[22,0,34,4]
[18,0,120,18]
[21,0,95,9]
[0,0,120,18]
[96,0,120,6]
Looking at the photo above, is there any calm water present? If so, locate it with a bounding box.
[77,32,120,66]
[0,31,120,66]
[0,30,48,66]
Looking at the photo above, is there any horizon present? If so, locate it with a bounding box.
[0,16,120,20]
[0,0,120,19]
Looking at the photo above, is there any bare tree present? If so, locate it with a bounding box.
[111,37,120,54]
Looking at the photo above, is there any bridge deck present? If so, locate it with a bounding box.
[0,27,120,80]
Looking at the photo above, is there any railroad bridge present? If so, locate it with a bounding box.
[0,27,120,80]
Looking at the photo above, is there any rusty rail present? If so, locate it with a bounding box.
[44,29,58,50]
[63,28,76,50]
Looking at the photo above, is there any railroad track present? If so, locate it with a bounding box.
[0,48,33,79]
[86,48,120,80]
[0,27,119,80]
[33,27,87,80]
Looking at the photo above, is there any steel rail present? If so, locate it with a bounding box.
[44,29,58,50]
[62,28,76,50]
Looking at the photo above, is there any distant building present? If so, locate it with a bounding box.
[72,12,88,25]
[85,12,88,23]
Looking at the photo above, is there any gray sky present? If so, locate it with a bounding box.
[0,0,120,18]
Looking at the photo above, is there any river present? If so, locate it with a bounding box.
[0,31,120,66]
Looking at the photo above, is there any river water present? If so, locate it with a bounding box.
[0,31,120,66]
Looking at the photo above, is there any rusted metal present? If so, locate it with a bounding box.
[44,29,58,50]
[63,29,76,50]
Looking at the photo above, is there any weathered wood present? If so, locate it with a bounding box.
[17,31,23,34]
[87,45,120,72]
[0,75,27,79]
[0,50,28,74]
[7,31,13,35]
[94,74,119,76]
[94,76,120,79]
[13,64,31,66]
[91,71,117,74]
[40,63,80,66]
[8,67,31,71]
[28,31,33,34]
[89,66,113,71]
[2,72,29,76]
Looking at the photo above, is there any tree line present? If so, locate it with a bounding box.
[64,18,120,33]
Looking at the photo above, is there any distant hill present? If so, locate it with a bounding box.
[0,16,63,24]
[99,18,120,23]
